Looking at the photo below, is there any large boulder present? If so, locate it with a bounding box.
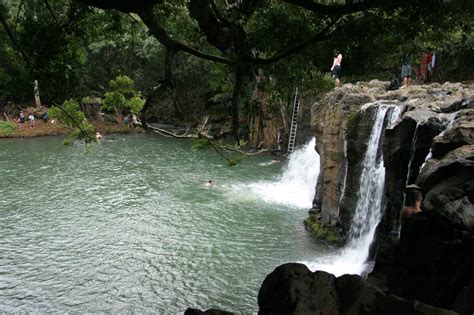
[258,263,457,315]
[258,263,339,315]
[432,109,474,158]
[388,215,474,310]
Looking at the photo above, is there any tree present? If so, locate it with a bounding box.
[75,0,473,142]
[102,75,145,123]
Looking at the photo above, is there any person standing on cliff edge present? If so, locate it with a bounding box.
[400,53,412,89]
[331,53,342,87]
[400,185,423,224]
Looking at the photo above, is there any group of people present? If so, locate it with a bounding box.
[17,111,35,130]
[330,49,436,89]
[123,114,142,128]
[400,50,436,88]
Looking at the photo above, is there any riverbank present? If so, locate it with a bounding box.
[0,119,143,138]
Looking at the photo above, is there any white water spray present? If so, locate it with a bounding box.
[305,104,400,276]
[247,138,320,208]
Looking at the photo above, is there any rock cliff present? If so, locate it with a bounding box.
[308,80,473,312]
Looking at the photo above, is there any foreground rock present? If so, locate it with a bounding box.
[257,263,456,315]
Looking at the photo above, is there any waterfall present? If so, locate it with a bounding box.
[346,104,399,249]
[405,123,420,186]
[305,103,400,276]
[248,138,320,208]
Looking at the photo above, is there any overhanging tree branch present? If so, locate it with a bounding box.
[248,17,340,65]
[78,0,161,13]
[282,0,381,15]
[137,9,231,64]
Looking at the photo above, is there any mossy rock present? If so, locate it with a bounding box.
[304,215,344,245]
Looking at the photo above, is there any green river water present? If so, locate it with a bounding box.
[0,134,329,314]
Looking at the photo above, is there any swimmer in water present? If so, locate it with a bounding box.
[204,180,214,187]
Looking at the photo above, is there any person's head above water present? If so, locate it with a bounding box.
[405,187,422,208]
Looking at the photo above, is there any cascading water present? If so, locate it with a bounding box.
[305,103,400,276]
[246,138,320,209]
[345,105,400,254]
[405,123,420,186]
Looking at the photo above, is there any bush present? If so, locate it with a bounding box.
[0,120,16,134]
[101,75,145,122]
[49,99,86,127]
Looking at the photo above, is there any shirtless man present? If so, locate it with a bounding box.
[331,53,343,87]
[400,187,422,224]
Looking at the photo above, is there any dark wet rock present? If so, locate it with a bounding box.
[462,96,474,109]
[388,214,474,310]
[258,263,338,315]
[432,109,474,158]
[453,278,474,314]
[439,96,464,113]
[258,263,457,315]
[416,145,474,231]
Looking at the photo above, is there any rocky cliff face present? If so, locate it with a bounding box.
[309,81,473,312]
[310,81,403,237]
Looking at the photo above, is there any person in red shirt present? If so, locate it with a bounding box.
[420,49,433,82]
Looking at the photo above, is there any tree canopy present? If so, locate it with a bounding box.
[0,0,472,141]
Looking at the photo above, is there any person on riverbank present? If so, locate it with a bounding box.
[400,185,423,224]
[28,113,35,128]
[331,53,343,87]
[132,114,142,127]
[400,53,412,88]
[18,111,25,130]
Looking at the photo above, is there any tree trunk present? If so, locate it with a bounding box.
[231,66,243,143]
[34,80,42,108]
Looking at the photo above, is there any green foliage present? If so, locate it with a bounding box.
[126,96,145,115]
[101,75,145,119]
[47,99,96,146]
[227,157,241,167]
[192,138,210,150]
[1,0,472,126]
[0,120,16,134]
[109,75,135,98]
[102,92,126,112]
[63,122,96,146]
[49,99,86,127]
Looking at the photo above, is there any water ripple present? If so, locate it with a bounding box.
[0,135,328,313]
